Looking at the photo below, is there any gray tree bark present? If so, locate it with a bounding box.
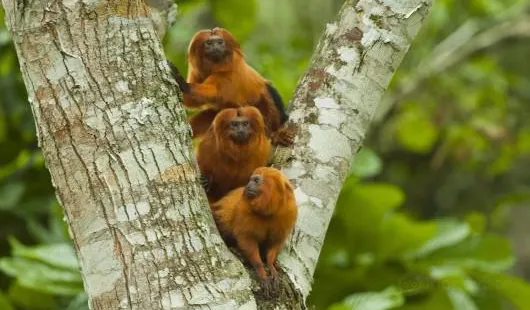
[1,0,432,309]
[278,0,433,299]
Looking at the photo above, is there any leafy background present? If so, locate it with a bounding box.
[1,0,530,309]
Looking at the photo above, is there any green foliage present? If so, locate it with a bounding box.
[395,108,439,154]
[0,233,87,309]
[310,169,530,309]
[209,0,257,40]
[329,287,405,310]
[349,148,383,178]
[0,291,14,310]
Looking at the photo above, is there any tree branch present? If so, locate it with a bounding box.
[278,0,433,300]
[1,0,254,308]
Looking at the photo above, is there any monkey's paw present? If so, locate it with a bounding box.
[199,175,212,193]
[261,275,280,299]
[166,60,190,93]
[271,123,297,147]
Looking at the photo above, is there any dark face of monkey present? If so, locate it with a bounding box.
[228,116,252,143]
[245,174,263,198]
[203,34,228,62]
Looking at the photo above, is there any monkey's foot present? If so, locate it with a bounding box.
[261,276,280,299]
[271,123,297,147]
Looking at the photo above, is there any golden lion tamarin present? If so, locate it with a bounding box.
[211,167,297,295]
[167,27,295,146]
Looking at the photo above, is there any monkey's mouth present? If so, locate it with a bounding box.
[231,132,251,143]
[206,49,227,62]
[244,186,260,198]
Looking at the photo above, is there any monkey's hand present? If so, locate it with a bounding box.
[199,174,212,193]
[270,122,297,147]
[166,60,190,93]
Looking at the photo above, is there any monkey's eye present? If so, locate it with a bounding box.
[242,120,249,127]
[205,40,213,46]
[229,120,239,128]
[250,175,263,184]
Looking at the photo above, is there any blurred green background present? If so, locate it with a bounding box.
[1,0,530,309]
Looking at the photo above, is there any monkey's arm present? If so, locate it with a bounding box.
[259,84,296,146]
[265,83,288,124]
[167,61,220,107]
[189,108,219,138]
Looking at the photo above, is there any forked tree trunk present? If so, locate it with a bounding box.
[1,0,432,308]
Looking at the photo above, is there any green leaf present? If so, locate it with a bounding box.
[0,257,83,295]
[395,288,454,310]
[338,181,405,216]
[0,182,25,210]
[378,214,437,260]
[471,270,530,309]
[516,128,530,154]
[349,148,383,178]
[396,110,439,154]
[210,0,257,41]
[8,281,57,310]
[0,28,10,46]
[65,293,89,310]
[0,291,14,310]
[429,266,479,294]
[407,220,471,258]
[447,288,478,310]
[465,212,486,234]
[335,181,406,254]
[421,235,514,272]
[329,287,404,310]
[9,238,79,270]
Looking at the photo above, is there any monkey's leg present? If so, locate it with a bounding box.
[237,236,268,281]
[261,243,283,298]
[265,243,283,278]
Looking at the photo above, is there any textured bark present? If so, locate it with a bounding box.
[278,0,433,300]
[2,0,432,308]
[145,0,177,39]
[1,0,254,309]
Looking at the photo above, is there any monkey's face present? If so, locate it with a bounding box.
[228,116,252,143]
[245,167,294,207]
[244,174,263,198]
[189,28,237,63]
[214,107,265,144]
[203,34,227,62]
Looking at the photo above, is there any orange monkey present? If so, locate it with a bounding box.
[167,27,294,146]
[211,167,297,296]
[196,106,272,202]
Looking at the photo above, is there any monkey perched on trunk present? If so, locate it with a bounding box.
[212,167,297,297]
[196,106,271,203]
[168,27,295,146]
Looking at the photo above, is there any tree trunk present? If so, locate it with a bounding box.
[1,1,254,309]
[1,0,432,308]
[279,0,433,298]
